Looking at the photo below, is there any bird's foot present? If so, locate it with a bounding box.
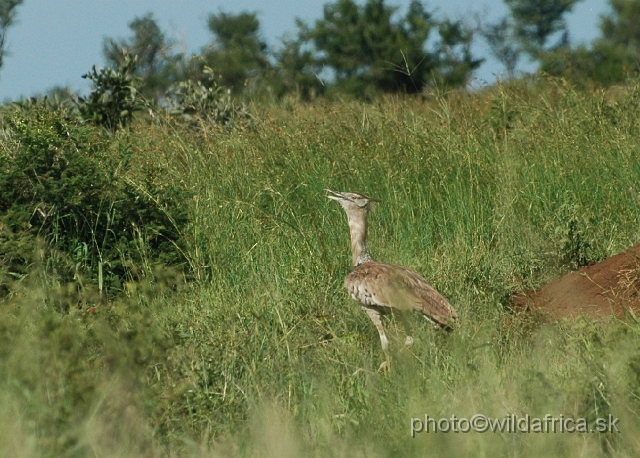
[405,336,414,347]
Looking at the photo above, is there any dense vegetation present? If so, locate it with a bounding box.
[2,0,640,456]
[88,0,640,97]
[1,78,640,457]
[6,0,640,105]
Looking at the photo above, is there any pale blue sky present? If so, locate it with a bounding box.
[0,0,610,101]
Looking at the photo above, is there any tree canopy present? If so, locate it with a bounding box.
[539,0,640,84]
[298,0,482,96]
[103,13,180,103]
[0,0,23,75]
[505,0,582,56]
[196,11,270,93]
[10,0,640,104]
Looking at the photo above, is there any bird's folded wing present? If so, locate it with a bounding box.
[346,262,457,326]
[391,266,458,324]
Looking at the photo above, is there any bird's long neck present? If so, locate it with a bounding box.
[346,209,372,266]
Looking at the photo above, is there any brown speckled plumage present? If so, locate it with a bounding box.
[326,189,457,370]
[346,262,457,326]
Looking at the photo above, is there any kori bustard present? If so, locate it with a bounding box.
[326,189,457,371]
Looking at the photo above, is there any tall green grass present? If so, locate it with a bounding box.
[2,79,640,456]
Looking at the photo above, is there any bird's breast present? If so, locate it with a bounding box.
[345,268,391,310]
[347,280,377,306]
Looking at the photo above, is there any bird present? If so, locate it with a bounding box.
[325,189,458,371]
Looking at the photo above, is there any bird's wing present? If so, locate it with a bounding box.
[346,262,457,327]
[391,265,458,326]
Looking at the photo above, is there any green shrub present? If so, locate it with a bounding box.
[551,203,602,269]
[0,105,189,297]
[167,66,252,129]
[76,53,145,131]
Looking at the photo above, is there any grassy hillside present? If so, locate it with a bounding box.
[2,79,640,457]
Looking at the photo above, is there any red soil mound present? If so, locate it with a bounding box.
[513,243,640,319]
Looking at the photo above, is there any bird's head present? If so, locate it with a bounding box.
[325,189,381,214]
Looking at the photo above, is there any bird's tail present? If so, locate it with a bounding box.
[420,293,458,330]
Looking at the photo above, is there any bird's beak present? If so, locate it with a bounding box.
[325,188,383,203]
[325,188,343,201]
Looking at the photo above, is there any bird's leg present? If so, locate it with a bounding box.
[362,306,391,371]
[398,313,414,347]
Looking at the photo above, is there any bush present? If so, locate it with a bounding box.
[0,104,190,298]
[76,53,145,131]
[167,66,252,129]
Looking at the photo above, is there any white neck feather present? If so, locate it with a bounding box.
[346,208,372,266]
